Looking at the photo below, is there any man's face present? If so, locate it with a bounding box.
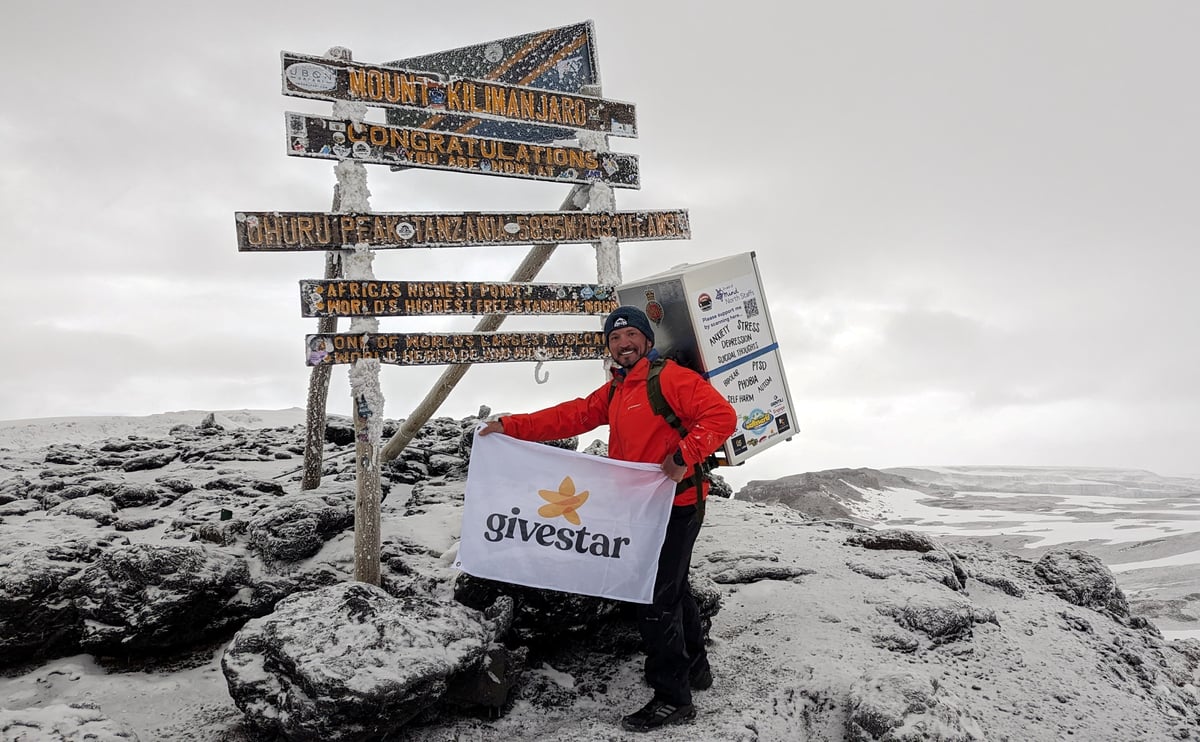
[607,327,652,369]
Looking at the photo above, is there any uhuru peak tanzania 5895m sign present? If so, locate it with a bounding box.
[235,209,689,251]
[286,113,640,188]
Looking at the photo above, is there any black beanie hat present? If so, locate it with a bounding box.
[603,305,655,344]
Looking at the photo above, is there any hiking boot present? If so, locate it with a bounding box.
[689,664,713,691]
[620,696,696,732]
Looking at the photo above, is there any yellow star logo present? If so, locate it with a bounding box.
[538,476,589,525]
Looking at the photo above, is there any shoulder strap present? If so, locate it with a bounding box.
[607,359,711,523]
[646,359,687,439]
[649,360,710,524]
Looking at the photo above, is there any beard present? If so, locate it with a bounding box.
[613,347,646,369]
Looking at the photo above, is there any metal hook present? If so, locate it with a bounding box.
[533,349,550,384]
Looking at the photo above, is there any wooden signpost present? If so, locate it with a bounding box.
[286,112,640,188]
[282,51,637,137]
[236,209,689,251]
[299,280,616,317]
[385,21,601,144]
[239,22,691,587]
[305,330,607,367]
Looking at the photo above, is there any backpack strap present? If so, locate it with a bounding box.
[648,360,709,525]
[610,359,714,525]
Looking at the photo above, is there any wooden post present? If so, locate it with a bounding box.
[580,84,621,289]
[379,183,590,462]
[580,84,620,384]
[301,184,342,490]
[315,46,384,586]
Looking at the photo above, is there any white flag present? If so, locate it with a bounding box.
[457,429,675,604]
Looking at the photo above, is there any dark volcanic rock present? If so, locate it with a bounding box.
[110,483,165,508]
[737,467,928,521]
[847,528,939,553]
[222,582,500,742]
[45,444,88,466]
[202,475,285,498]
[0,499,41,517]
[48,495,118,525]
[847,668,983,741]
[847,529,969,591]
[0,475,34,504]
[453,571,721,650]
[0,539,110,665]
[121,449,178,472]
[454,573,625,645]
[246,490,355,562]
[1035,549,1130,622]
[876,593,997,645]
[63,543,254,653]
[155,476,196,495]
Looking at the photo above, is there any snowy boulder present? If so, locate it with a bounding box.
[222,582,500,741]
[846,528,939,553]
[0,702,139,741]
[1034,549,1129,621]
[453,571,721,649]
[846,668,983,741]
[0,539,109,665]
[847,529,969,591]
[324,414,357,446]
[246,490,355,562]
[49,494,119,525]
[202,475,285,498]
[110,483,165,508]
[707,472,734,499]
[0,474,34,504]
[0,498,41,517]
[155,475,195,495]
[45,444,88,465]
[120,449,178,472]
[63,543,253,653]
[876,594,997,645]
[404,478,464,514]
[454,573,626,645]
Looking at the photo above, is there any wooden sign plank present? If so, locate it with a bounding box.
[391,22,599,92]
[305,331,607,366]
[285,113,639,189]
[384,21,599,144]
[282,52,636,138]
[235,209,689,251]
[300,281,617,317]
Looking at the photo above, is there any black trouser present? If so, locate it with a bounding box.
[638,504,706,707]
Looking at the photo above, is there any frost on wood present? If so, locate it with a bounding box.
[342,245,376,281]
[594,235,621,286]
[587,181,620,286]
[586,182,615,212]
[335,161,371,212]
[349,358,385,447]
[578,130,609,155]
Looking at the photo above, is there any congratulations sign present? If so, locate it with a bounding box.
[458,430,674,603]
[286,113,640,188]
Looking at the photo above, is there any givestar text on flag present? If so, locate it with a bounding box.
[457,429,675,604]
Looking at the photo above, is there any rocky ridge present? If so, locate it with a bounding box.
[0,412,1197,740]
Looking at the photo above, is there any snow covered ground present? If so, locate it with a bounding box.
[2,411,1199,739]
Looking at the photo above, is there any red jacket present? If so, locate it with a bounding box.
[501,356,738,506]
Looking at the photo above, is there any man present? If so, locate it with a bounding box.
[479,305,737,732]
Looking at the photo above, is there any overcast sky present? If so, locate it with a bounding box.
[2,1,1198,488]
